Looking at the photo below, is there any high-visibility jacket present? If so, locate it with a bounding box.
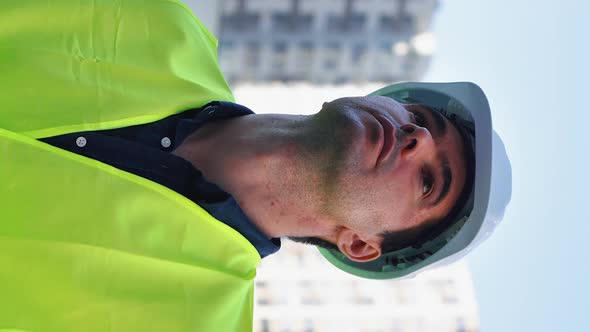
[0,1,261,331]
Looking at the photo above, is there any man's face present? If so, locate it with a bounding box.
[301,96,467,261]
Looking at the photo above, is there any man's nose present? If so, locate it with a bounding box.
[398,123,434,159]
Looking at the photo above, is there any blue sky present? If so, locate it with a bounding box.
[425,1,589,330]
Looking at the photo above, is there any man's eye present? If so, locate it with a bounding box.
[422,169,434,196]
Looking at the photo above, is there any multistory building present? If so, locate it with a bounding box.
[254,241,479,332]
[217,0,439,84]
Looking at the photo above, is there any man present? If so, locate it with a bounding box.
[0,0,511,331]
[169,95,470,263]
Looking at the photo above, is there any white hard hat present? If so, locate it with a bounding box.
[318,82,512,279]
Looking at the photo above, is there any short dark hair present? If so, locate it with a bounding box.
[380,108,476,253]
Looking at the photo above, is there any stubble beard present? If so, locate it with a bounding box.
[292,110,363,232]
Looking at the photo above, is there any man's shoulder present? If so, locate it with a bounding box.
[0,0,233,137]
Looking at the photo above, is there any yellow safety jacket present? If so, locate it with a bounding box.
[0,1,261,331]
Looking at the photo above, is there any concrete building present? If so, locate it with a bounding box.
[217,0,439,84]
[253,241,479,332]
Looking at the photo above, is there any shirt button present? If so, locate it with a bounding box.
[204,105,215,115]
[161,137,172,148]
[76,136,87,147]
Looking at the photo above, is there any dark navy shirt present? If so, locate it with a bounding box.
[39,101,281,258]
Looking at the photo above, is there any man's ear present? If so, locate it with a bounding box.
[335,227,382,262]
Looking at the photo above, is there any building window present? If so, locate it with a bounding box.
[270,41,288,78]
[294,41,315,79]
[256,281,272,305]
[218,40,237,73]
[326,14,366,33]
[379,14,414,33]
[351,42,368,65]
[271,13,313,33]
[323,42,340,71]
[220,13,260,33]
[245,41,260,68]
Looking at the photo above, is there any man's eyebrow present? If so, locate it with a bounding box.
[420,104,447,137]
[433,158,452,206]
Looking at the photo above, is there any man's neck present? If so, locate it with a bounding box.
[171,113,337,239]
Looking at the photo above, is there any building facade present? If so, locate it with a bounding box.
[253,241,479,332]
[217,0,439,84]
